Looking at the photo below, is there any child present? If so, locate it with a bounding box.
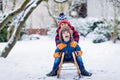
[55,13,79,46]
[46,28,92,77]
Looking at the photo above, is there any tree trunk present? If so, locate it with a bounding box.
[0,0,30,31]
[1,0,48,58]
[0,0,3,12]
[112,6,118,43]
[46,1,58,27]
[7,24,14,41]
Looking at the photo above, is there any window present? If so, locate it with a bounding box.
[70,0,87,18]
[79,3,87,18]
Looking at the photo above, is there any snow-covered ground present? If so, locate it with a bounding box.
[0,36,120,80]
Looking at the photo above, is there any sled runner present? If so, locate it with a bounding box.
[57,52,81,78]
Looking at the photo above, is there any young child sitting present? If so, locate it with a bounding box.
[46,28,92,77]
[55,13,79,46]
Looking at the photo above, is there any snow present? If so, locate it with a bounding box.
[0,36,120,80]
[21,0,37,22]
[54,0,67,3]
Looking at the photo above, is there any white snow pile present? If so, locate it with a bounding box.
[20,34,41,40]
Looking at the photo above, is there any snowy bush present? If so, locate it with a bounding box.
[92,22,112,43]
[29,34,41,40]
[47,17,120,43]
[70,18,119,43]
[70,18,102,37]
[93,34,108,43]
[92,20,115,44]
[20,34,41,40]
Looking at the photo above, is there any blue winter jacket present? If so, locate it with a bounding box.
[53,40,82,59]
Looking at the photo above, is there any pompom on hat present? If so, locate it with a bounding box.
[57,13,67,22]
[57,13,71,27]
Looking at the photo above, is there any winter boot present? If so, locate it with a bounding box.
[46,70,57,76]
[81,70,92,76]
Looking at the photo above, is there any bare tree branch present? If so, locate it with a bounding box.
[45,1,58,27]
[0,0,30,31]
[1,0,48,58]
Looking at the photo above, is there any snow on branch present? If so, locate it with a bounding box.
[54,0,68,3]
[1,0,47,58]
[0,0,30,31]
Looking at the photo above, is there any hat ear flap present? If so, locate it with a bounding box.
[69,29,73,41]
[59,28,73,42]
[59,29,63,42]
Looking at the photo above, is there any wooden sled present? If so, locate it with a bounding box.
[57,52,81,78]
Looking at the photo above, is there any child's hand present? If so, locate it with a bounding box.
[74,51,83,56]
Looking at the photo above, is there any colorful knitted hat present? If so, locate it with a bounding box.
[57,13,67,22]
[57,13,70,27]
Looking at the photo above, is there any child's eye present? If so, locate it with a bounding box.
[66,31,69,33]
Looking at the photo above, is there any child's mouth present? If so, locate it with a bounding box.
[65,36,69,38]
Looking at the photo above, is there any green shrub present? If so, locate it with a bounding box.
[0,20,12,42]
[0,26,8,42]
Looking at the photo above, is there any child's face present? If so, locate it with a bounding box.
[62,30,70,42]
[60,23,69,28]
